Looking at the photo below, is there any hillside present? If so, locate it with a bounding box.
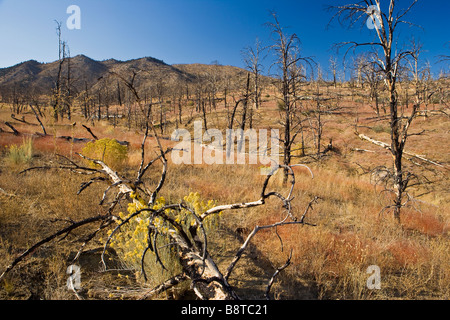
[0,55,250,95]
[0,60,43,88]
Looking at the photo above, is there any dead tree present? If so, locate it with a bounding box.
[311,83,325,156]
[329,55,339,89]
[225,73,253,158]
[239,73,251,132]
[155,77,166,135]
[330,0,423,223]
[266,11,315,185]
[242,38,266,110]
[406,39,427,110]
[29,104,47,136]
[107,69,148,130]
[52,21,66,122]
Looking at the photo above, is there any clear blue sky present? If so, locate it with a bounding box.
[0,0,449,77]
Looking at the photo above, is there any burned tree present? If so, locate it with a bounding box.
[330,0,426,222]
[51,21,66,122]
[242,38,266,111]
[266,11,315,184]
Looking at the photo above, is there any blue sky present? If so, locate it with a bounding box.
[0,0,448,77]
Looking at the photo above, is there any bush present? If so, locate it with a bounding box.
[107,192,221,290]
[277,99,286,111]
[5,137,34,165]
[81,138,128,170]
[372,125,390,134]
[291,142,305,158]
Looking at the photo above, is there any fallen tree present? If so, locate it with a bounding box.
[356,132,446,168]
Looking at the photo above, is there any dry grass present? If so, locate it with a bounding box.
[0,82,449,300]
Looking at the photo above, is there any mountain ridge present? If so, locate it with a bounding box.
[0,55,249,95]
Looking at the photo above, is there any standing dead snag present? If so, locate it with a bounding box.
[356,133,445,169]
[242,38,266,111]
[329,0,423,223]
[266,11,315,184]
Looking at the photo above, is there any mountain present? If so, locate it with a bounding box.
[0,55,109,93]
[0,55,249,96]
[0,60,43,87]
[173,63,247,79]
[106,56,194,87]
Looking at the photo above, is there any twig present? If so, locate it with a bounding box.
[265,249,293,300]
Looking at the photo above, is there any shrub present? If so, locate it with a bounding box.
[277,99,286,111]
[107,192,221,290]
[291,142,305,158]
[81,138,128,170]
[372,125,390,134]
[5,137,34,165]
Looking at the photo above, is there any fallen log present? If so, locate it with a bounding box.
[351,147,376,153]
[4,122,19,135]
[356,133,445,168]
[11,114,36,125]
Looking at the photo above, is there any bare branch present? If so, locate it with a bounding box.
[265,249,293,300]
[0,214,114,282]
[139,273,188,300]
[29,105,47,135]
[82,124,98,140]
